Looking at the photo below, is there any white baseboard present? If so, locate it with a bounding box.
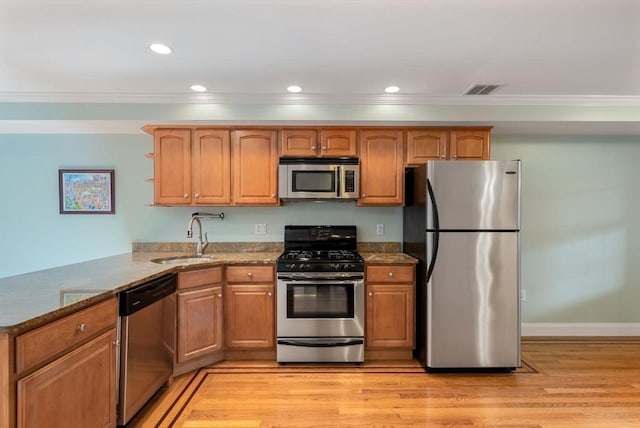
[522,323,640,337]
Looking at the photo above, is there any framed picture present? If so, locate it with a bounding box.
[60,289,103,306]
[59,169,115,214]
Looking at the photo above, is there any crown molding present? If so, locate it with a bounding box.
[0,91,639,106]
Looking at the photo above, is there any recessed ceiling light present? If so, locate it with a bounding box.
[287,85,302,93]
[384,86,400,93]
[149,43,172,55]
[190,85,207,92]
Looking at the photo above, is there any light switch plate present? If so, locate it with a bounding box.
[254,224,267,235]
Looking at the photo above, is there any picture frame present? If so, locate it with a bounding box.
[59,289,103,306]
[59,169,115,214]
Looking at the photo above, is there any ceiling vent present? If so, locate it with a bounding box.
[464,84,502,95]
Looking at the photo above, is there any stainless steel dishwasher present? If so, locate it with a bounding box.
[117,273,176,426]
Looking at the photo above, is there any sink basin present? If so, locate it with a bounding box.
[151,255,215,265]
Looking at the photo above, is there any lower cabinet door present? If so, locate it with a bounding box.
[17,329,117,428]
[224,284,274,349]
[177,286,223,363]
[366,284,415,348]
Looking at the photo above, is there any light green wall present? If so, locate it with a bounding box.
[0,133,400,278]
[1,104,639,323]
[492,135,640,322]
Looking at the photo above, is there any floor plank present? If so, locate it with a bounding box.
[131,339,640,427]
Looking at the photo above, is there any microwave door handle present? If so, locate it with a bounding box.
[336,165,341,196]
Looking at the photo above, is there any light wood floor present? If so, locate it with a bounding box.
[131,338,640,427]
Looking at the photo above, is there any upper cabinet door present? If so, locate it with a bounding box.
[232,130,279,205]
[280,129,318,157]
[319,129,357,157]
[154,129,192,205]
[192,129,231,205]
[358,129,404,206]
[449,129,490,160]
[406,129,448,165]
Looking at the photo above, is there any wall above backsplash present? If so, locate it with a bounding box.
[0,133,401,278]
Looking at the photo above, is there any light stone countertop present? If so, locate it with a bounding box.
[0,248,415,334]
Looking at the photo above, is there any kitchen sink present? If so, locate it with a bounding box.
[150,255,215,265]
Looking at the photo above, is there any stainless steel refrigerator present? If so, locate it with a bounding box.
[403,160,521,371]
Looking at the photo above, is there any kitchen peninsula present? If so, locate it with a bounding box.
[0,244,415,428]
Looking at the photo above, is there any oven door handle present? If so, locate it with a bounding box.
[277,276,364,282]
[277,338,364,348]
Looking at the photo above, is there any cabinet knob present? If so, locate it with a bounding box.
[321,146,327,150]
[368,292,373,297]
[217,293,222,298]
[388,272,394,277]
[183,193,189,199]
[247,272,253,278]
[362,194,366,198]
[311,146,317,150]
[268,292,272,297]
[195,193,200,199]
[271,193,276,198]
[441,154,446,159]
[76,323,87,332]
[452,155,457,159]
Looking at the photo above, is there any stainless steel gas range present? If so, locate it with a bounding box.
[276,225,365,363]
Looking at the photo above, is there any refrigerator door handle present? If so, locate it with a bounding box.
[426,178,440,283]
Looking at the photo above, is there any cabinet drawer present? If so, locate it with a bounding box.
[178,266,223,290]
[226,265,274,283]
[15,297,117,374]
[366,265,414,283]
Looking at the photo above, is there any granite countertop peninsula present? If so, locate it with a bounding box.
[0,245,281,334]
[0,241,414,334]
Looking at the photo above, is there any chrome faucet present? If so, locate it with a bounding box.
[186,212,224,255]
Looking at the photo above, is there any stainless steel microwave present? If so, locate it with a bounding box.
[278,157,359,200]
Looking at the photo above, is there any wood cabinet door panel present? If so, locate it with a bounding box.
[449,130,490,160]
[366,284,414,348]
[358,130,404,205]
[224,285,274,349]
[177,286,223,363]
[17,329,117,428]
[193,129,231,204]
[154,129,192,204]
[320,129,357,156]
[232,130,278,205]
[280,129,318,157]
[406,129,448,165]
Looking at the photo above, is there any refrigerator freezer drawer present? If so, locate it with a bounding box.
[426,231,520,368]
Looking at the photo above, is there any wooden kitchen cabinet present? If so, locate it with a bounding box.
[153,128,192,205]
[365,264,415,352]
[280,128,357,157]
[153,128,231,205]
[192,129,232,204]
[232,130,279,205]
[14,298,118,428]
[358,129,405,206]
[406,127,491,165]
[224,265,275,350]
[175,267,224,373]
[17,329,117,428]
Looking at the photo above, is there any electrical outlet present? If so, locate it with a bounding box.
[376,224,384,235]
[254,224,267,235]
[520,289,527,301]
